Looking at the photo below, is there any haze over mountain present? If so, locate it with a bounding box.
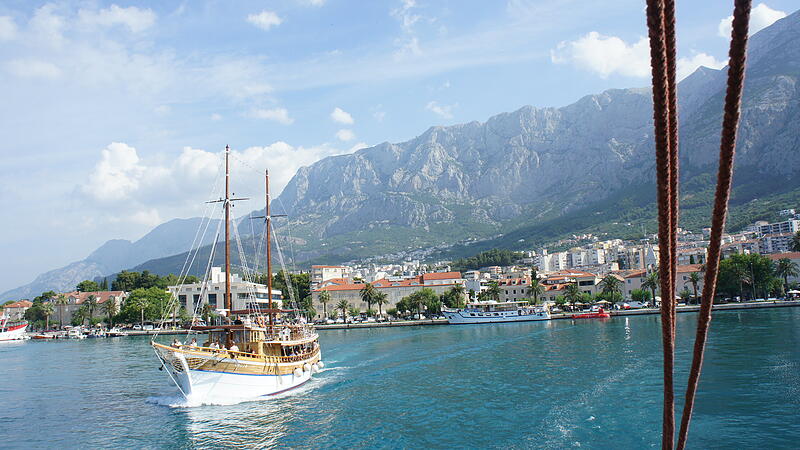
[0,218,219,301]
[3,9,799,301]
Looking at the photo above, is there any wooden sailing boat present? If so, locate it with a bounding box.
[152,146,322,403]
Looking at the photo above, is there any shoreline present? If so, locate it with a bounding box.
[315,300,800,330]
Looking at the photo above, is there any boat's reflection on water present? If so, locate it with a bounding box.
[181,397,297,447]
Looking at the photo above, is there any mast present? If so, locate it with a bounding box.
[225,145,232,313]
[266,170,274,328]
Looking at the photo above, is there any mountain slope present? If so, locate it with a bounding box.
[0,217,220,301]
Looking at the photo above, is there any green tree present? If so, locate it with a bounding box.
[104,298,118,326]
[71,305,89,326]
[642,271,660,306]
[599,275,623,303]
[336,299,349,318]
[717,254,776,300]
[318,290,331,318]
[300,295,316,318]
[408,288,439,317]
[201,303,214,324]
[688,272,702,304]
[347,305,360,318]
[55,294,68,328]
[679,289,692,302]
[791,231,800,252]
[374,291,389,315]
[41,302,54,329]
[630,289,652,303]
[85,295,99,322]
[485,281,502,302]
[527,278,545,305]
[76,280,100,292]
[118,287,171,325]
[564,283,582,307]
[100,278,108,290]
[33,290,57,304]
[386,307,398,318]
[359,282,377,311]
[775,258,799,295]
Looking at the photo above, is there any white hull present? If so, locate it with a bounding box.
[0,324,27,341]
[155,347,320,404]
[443,309,550,324]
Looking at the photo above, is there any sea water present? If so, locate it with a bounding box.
[1,308,799,448]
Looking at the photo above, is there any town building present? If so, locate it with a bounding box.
[49,291,129,326]
[767,252,800,284]
[758,233,794,254]
[757,219,800,235]
[168,267,281,314]
[2,300,32,321]
[311,272,465,319]
[311,265,350,288]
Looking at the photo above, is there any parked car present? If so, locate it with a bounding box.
[132,324,142,330]
[143,324,154,331]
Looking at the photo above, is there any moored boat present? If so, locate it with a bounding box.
[0,313,28,341]
[443,300,550,324]
[572,306,611,319]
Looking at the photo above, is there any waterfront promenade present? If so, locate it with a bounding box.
[315,299,800,329]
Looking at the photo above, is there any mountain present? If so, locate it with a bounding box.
[9,10,800,292]
[0,218,220,301]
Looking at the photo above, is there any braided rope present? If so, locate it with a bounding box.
[676,1,751,448]
[645,1,676,447]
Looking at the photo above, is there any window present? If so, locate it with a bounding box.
[178,295,187,307]
[208,294,217,304]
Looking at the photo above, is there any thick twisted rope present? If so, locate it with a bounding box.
[664,0,679,339]
[645,1,677,446]
[676,1,751,448]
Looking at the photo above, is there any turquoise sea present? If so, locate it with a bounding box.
[1,308,799,448]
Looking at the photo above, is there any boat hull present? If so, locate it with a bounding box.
[442,310,550,324]
[153,344,321,403]
[0,322,28,341]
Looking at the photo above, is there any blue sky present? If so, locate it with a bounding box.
[0,0,795,292]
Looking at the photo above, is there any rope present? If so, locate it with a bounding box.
[645,0,677,446]
[664,0,679,340]
[676,1,751,448]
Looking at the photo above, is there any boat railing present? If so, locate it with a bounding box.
[155,342,320,364]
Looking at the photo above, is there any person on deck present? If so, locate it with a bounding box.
[229,342,240,352]
[189,338,198,348]
[171,338,182,348]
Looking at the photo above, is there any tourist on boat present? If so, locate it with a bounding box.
[171,338,182,348]
[189,338,198,348]
[209,341,219,349]
[229,342,240,352]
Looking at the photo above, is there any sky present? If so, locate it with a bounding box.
[0,0,795,293]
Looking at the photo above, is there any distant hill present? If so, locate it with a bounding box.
[0,217,219,301]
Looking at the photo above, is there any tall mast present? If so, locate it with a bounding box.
[224,145,231,313]
[266,170,274,328]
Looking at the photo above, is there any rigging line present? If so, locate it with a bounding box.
[272,222,298,309]
[645,0,676,447]
[664,0,680,340]
[676,1,752,448]
[192,221,223,320]
[275,196,299,275]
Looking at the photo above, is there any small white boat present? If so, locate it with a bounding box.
[443,300,550,324]
[65,327,86,339]
[108,327,129,337]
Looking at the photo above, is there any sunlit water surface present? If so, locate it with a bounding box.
[1,308,799,448]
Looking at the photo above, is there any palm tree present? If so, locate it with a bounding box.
[450,284,466,307]
[791,231,800,252]
[85,295,98,323]
[564,283,582,309]
[642,271,659,307]
[374,291,389,316]
[359,283,377,311]
[775,258,799,295]
[599,274,622,302]
[55,294,68,328]
[41,302,54,330]
[336,299,349,318]
[688,272,701,304]
[486,281,502,302]
[318,290,332,318]
[128,296,147,328]
[527,278,544,305]
[104,298,118,326]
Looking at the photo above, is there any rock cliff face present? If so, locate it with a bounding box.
[269,10,800,244]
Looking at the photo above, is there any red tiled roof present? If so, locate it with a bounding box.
[623,270,646,279]
[312,265,346,269]
[768,252,800,260]
[3,300,32,309]
[59,291,126,304]
[421,271,462,281]
[315,275,457,292]
[676,264,702,274]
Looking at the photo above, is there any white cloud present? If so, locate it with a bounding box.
[129,208,162,226]
[551,32,650,78]
[677,52,727,80]
[211,113,222,121]
[0,16,18,41]
[30,4,66,47]
[391,0,423,59]
[249,108,294,125]
[5,59,62,79]
[373,111,386,122]
[718,3,786,38]
[80,142,149,202]
[247,10,283,30]
[336,129,356,141]
[301,0,326,5]
[330,107,354,124]
[154,105,171,115]
[426,101,455,119]
[78,5,157,33]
